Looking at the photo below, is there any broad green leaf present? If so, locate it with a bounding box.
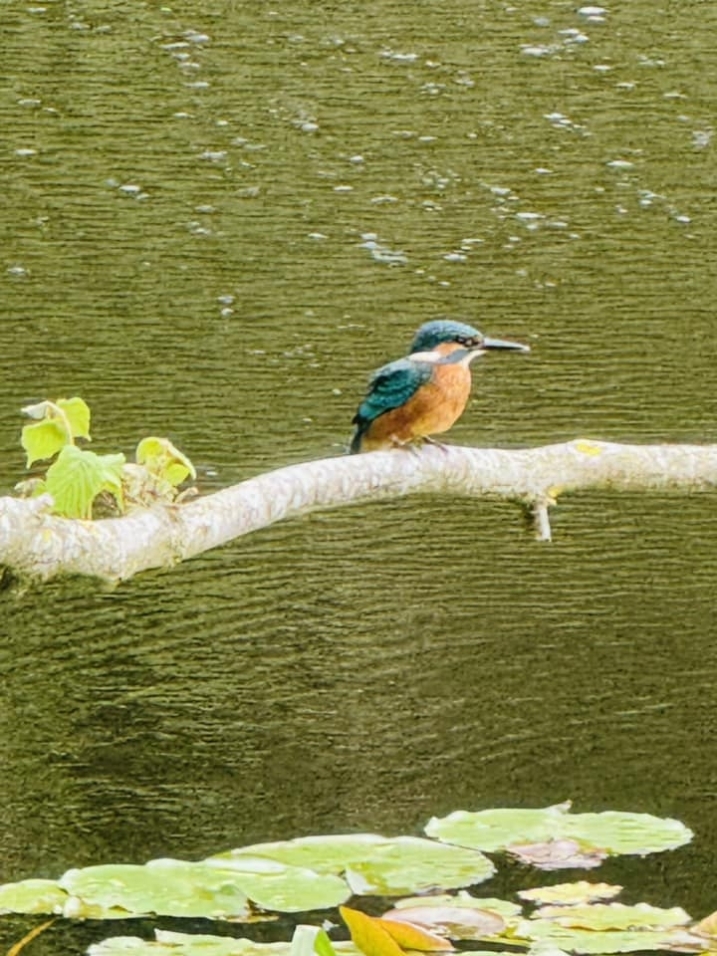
[59,860,252,919]
[21,397,91,466]
[340,906,405,956]
[392,894,521,921]
[214,835,389,875]
[535,903,691,931]
[204,855,350,912]
[345,838,494,895]
[89,934,362,956]
[513,917,704,954]
[56,397,91,440]
[519,883,623,906]
[426,805,692,859]
[45,446,125,519]
[376,918,454,951]
[425,806,567,853]
[136,437,196,486]
[560,812,693,856]
[21,419,70,467]
[0,878,67,914]
[216,834,493,897]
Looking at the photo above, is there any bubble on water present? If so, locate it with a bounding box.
[380,49,418,63]
[523,44,555,57]
[199,149,227,162]
[578,5,608,21]
[692,129,712,149]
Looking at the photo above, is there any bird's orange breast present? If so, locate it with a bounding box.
[361,362,473,450]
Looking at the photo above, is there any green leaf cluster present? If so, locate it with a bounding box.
[16,398,195,519]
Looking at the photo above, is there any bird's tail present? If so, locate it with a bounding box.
[349,418,366,454]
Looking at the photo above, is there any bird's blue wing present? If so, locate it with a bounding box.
[353,357,432,426]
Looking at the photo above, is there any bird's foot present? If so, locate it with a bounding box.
[423,436,451,454]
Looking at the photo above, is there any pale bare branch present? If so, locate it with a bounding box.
[2,440,716,584]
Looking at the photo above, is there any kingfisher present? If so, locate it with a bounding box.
[349,318,529,453]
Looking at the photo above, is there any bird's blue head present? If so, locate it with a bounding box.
[410,318,529,354]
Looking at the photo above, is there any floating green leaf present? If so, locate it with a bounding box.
[511,917,704,954]
[204,855,350,912]
[559,811,693,856]
[59,860,252,919]
[345,838,494,895]
[89,933,362,956]
[45,446,125,519]
[136,437,196,487]
[518,882,623,906]
[0,878,67,915]
[426,806,566,853]
[535,902,691,931]
[214,835,388,875]
[214,835,494,896]
[425,804,692,861]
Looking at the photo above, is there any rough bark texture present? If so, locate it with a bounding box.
[2,440,716,584]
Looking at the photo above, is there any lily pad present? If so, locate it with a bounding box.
[345,838,494,895]
[59,861,253,919]
[518,882,623,906]
[89,933,362,956]
[426,805,692,860]
[560,812,693,856]
[213,835,494,896]
[0,878,67,914]
[534,903,691,931]
[213,836,388,875]
[203,856,350,912]
[513,918,705,954]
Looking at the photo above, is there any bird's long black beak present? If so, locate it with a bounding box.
[481,336,530,353]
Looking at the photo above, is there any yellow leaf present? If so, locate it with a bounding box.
[136,437,196,486]
[340,906,405,956]
[377,918,453,951]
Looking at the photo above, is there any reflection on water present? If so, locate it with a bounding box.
[2,0,717,948]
